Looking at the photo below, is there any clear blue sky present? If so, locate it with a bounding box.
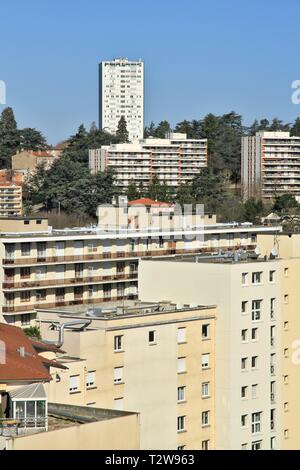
[1,0,300,144]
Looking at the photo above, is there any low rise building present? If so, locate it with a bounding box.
[0,171,22,216]
[11,150,61,176]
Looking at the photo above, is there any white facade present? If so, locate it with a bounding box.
[99,58,144,142]
[89,133,207,188]
[241,131,300,201]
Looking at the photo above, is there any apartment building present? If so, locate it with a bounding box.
[139,255,283,450]
[89,132,207,188]
[0,171,22,216]
[0,213,280,328]
[99,58,144,141]
[11,150,60,176]
[241,131,300,201]
[35,300,216,450]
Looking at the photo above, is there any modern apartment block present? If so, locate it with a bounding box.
[0,171,22,216]
[241,131,300,201]
[89,132,207,188]
[139,255,283,450]
[99,58,144,141]
[0,212,280,328]
[36,300,216,450]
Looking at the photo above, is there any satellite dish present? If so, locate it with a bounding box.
[254,246,261,256]
[271,246,278,257]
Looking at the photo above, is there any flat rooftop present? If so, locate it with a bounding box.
[143,253,280,265]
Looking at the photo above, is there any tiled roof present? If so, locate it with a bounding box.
[0,323,51,383]
[128,198,173,207]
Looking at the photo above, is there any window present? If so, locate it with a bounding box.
[202,382,210,398]
[284,294,289,304]
[55,287,65,301]
[241,329,248,342]
[24,220,30,225]
[177,386,185,402]
[201,440,210,450]
[241,386,248,398]
[148,330,156,344]
[21,243,31,256]
[242,273,248,285]
[269,270,275,282]
[241,357,248,370]
[251,328,258,341]
[241,443,248,450]
[241,414,247,427]
[284,268,289,277]
[284,321,289,331]
[270,298,275,319]
[201,353,209,369]
[202,324,210,339]
[252,384,258,399]
[36,219,42,225]
[178,357,186,374]
[284,348,289,358]
[252,272,262,284]
[69,375,80,392]
[241,301,248,314]
[177,445,186,451]
[114,398,124,410]
[251,356,258,369]
[283,375,289,384]
[284,402,289,412]
[202,411,210,427]
[86,371,95,388]
[114,335,123,352]
[251,441,262,450]
[270,437,276,450]
[284,429,289,439]
[252,300,262,321]
[20,267,30,279]
[177,416,185,432]
[20,291,30,303]
[251,412,261,434]
[21,313,31,326]
[177,327,186,344]
[36,289,46,301]
[114,367,123,384]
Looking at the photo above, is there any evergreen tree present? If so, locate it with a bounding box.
[291,117,300,137]
[127,181,140,201]
[0,107,20,167]
[153,120,171,138]
[116,116,129,143]
[19,127,48,150]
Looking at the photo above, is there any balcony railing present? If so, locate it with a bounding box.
[0,417,47,437]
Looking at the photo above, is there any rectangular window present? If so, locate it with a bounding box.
[251,412,261,434]
[21,243,31,256]
[149,330,156,344]
[20,267,30,279]
[202,440,210,450]
[241,386,248,398]
[284,294,289,304]
[178,357,186,374]
[36,289,46,301]
[241,415,247,427]
[69,375,80,392]
[201,353,209,369]
[269,270,275,282]
[20,291,31,303]
[21,313,31,325]
[241,301,248,314]
[114,398,124,411]
[177,416,185,432]
[177,327,186,344]
[86,371,95,388]
[252,272,262,284]
[114,367,123,384]
[242,273,248,285]
[177,386,186,402]
[114,335,123,352]
[284,268,289,277]
[241,357,248,370]
[251,328,258,341]
[270,298,275,319]
[252,384,258,399]
[252,441,262,450]
[241,329,248,342]
[202,324,210,339]
[252,300,262,321]
[202,411,210,427]
[251,356,258,369]
[202,382,210,397]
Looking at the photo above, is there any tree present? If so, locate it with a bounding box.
[127,181,140,201]
[0,107,20,168]
[175,182,194,206]
[146,175,173,202]
[116,116,129,143]
[153,120,171,138]
[291,117,300,137]
[243,198,265,224]
[273,194,299,214]
[23,326,42,340]
[190,168,228,213]
[19,127,48,150]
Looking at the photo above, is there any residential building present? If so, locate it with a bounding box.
[89,133,207,188]
[241,131,300,201]
[11,150,61,176]
[99,58,144,141]
[0,213,280,327]
[138,254,283,450]
[0,171,22,216]
[36,300,216,450]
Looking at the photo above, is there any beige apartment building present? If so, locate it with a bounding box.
[241,131,300,201]
[0,213,280,328]
[35,300,216,450]
[139,255,283,450]
[0,171,22,217]
[89,132,207,188]
[12,150,60,176]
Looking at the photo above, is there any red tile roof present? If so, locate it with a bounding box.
[128,198,174,207]
[30,339,65,355]
[0,323,51,383]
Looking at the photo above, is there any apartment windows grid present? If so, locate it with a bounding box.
[177,386,186,403]
[177,416,186,432]
[177,327,186,344]
[178,357,186,374]
[251,412,261,434]
[114,335,123,352]
[252,300,262,321]
[69,375,80,393]
[201,411,210,427]
[86,371,96,389]
[114,367,123,384]
[252,272,262,284]
[201,353,210,369]
[201,382,210,398]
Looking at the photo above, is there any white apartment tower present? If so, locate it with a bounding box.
[99,58,144,142]
[241,131,300,201]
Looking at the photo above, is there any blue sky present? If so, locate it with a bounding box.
[1,0,300,144]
